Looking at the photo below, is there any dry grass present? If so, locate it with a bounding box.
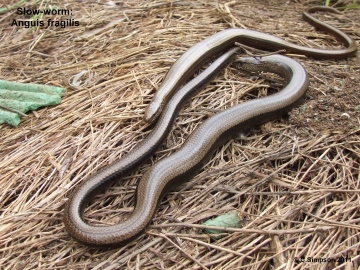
[0,0,359,269]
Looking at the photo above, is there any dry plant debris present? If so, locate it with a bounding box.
[0,0,359,269]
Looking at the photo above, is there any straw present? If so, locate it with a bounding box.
[0,1,359,269]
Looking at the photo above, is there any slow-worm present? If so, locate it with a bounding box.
[63,7,357,246]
